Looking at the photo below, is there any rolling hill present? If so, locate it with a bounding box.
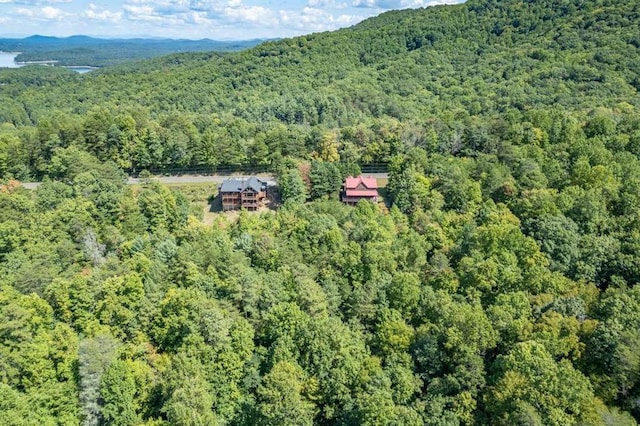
[0,0,638,173]
[1,0,638,126]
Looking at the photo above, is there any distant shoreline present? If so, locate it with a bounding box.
[63,65,100,70]
[1,51,97,71]
[15,60,58,65]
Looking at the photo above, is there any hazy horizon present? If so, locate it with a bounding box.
[0,0,463,40]
[0,34,272,42]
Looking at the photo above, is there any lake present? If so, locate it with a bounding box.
[0,51,21,68]
[0,51,95,73]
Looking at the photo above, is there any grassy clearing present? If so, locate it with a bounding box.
[131,182,217,202]
[165,182,217,204]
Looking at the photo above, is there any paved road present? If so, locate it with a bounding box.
[363,173,389,179]
[128,174,278,186]
[21,172,388,190]
[21,174,277,189]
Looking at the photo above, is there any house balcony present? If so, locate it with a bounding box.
[342,196,377,205]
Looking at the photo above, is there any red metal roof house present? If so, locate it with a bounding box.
[341,175,379,205]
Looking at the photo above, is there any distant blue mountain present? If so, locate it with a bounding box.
[0,35,269,67]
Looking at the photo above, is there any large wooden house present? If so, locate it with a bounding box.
[219,177,267,211]
[341,175,379,205]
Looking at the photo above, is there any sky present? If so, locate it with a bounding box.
[0,0,464,40]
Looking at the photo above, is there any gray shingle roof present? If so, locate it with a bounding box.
[219,177,266,193]
[246,177,265,193]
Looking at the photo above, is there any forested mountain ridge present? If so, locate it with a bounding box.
[0,0,638,175]
[3,0,640,424]
[4,0,640,118]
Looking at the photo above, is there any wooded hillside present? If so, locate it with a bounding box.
[1,0,640,424]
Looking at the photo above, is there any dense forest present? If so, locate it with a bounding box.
[0,0,638,176]
[0,36,266,67]
[2,0,640,424]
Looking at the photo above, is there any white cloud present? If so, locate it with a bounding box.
[279,7,360,33]
[120,0,282,28]
[352,0,394,8]
[0,0,71,4]
[124,6,185,24]
[123,4,154,16]
[121,2,193,26]
[41,5,63,18]
[302,6,323,17]
[115,0,405,36]
[186,0,213,12]
[353,0,459,8]
[406,0,460,6]
[82,4,122,23]
[308,0,334,6]
[222,5,277,26]
[14,5,68,20]
[0,0,465,39]
[183,10,211,25]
